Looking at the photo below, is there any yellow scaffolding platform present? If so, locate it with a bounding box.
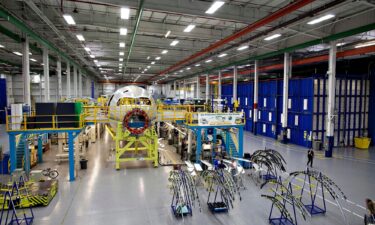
[113,122,158,170]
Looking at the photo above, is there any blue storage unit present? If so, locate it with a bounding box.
[0,78,7,124]
[313,74,370,147]
[221,75,369,148]
[368,73,374,145]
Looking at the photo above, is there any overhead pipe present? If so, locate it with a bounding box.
[154,0,316,78]
[178,23,375,83]
[123,0,145,76]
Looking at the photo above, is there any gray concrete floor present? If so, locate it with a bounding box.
[1,125,374,225]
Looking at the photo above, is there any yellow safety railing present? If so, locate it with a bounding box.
[6,112,84,132]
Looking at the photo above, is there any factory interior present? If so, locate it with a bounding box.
[0,0,374,225]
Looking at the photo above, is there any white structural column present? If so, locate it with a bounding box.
[66,62,71,98]
[183,80,187,99]
[57,58,62,100]
[22,35,31,106]
[233,66,238,107]
[78,69,82,97]
[196,75,200,98]
[43,46,50,102]
[253,60,259,135]
[173,81,177,97]
[326,41,337,158]
[218,70,222,98]
[205,74,209,102]
[187,130,192,157]
[73,66,78,97]
[86,77,90,97]
[282,53,290,143]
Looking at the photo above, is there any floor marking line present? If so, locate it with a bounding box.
[59,176,83,225]
[244,133,375,165]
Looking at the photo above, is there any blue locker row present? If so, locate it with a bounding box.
[223,75,370,148]
[221,77,316,148]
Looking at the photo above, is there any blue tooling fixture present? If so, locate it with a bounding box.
[185,124,244,164]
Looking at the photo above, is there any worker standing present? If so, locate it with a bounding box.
[307,149,314,168]
[365,198,375,225]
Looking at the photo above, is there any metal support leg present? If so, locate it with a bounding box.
[24,138,30,174]
[196,128,202,163]
[238,127,244,158]
[9,134,16,173]
[68,132,75,181]
[37,135,43,163]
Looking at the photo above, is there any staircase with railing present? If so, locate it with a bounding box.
[223,130,240,158]
[15,134,26,169]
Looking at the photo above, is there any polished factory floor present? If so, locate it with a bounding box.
[1,125,374,225]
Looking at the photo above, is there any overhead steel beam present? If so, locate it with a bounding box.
[63,0,273,24]
[0,6,94,78]
[21,0,98,78]
[173,23,375,82]
[154,0,316,78]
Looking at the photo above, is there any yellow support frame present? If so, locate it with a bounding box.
[115,122,158,170]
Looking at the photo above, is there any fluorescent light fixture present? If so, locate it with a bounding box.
[90,55,95,58]
[170,40,179,46]
[161,50,168,54]
[336,42,345,47]
[147,65,151,68]
[29,52,32,55]
[121,7,130,19]
[41,63,44,66]
[237,45,249,51]
[264,34,281,41]
[307,14,335,25]
[141,71,145,74]
[120,28,128,35]
[94,60,98,63]
[184,24,196,33]
[63,14,76,25]
[186,67,191,70]
[151,61,155,65]
[205,59,212,63]
[76,34,85,41]
[119,63,123,66]
[155,56,161,60]
[205,1,225,14]
[0,44,4,48]
[30,58,37,62]
[119,42,125,48]
[147,56,150,60]
[13,52,22,56]
[119,52,124,56]
[218,53,227,58]
[144,69,148,71]
[179,70,184,73]
[119,58,123,61]
[84,47,91,52]
[165,30,171,38]
[195,64,201,67]
[355,40,375,48]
